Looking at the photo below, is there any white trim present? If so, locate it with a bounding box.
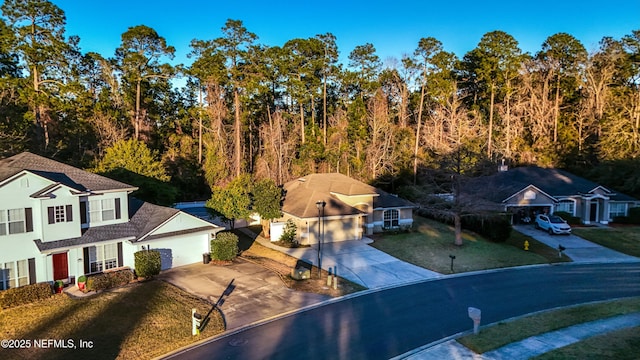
[503,185,557,204]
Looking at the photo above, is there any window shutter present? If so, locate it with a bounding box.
[25,208,33,232]
[48,207,55,224]
[115,198,121,220]
[28,258,36,285]
[117,242,123,267]
[66,205,73,222]
[80,202,87,224]
[83,247,90,274]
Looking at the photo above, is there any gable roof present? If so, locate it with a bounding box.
[34,198,220,251]
[0,152,136,192]
[464,166,638,203]
[283,173,415,218]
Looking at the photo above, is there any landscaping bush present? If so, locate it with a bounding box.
[462,214,512,242]
[553,211,582,225]
[211,232,239,261]
[0,282,53,309]
[134,250,161,278]
[86,269,134,292]
[279,219,298,245]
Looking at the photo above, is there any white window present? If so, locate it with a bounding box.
[609,203,627,219]
[383,209,399,229]
[89,199,116,223]
[0,210,6,236]
[89,243,118,273]
[8,209,25,234]
[524,190,536,200]
[556,200,575,215]
[54,206,66,223]
[1,260,28,290]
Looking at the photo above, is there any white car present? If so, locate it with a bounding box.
[535,214,572,235]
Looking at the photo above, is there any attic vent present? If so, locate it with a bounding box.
[298,178,307,182]
[20,178,29,188]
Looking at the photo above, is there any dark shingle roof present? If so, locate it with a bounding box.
[34,198,218,251]
[464,166,638,203]
[283,173,415,218]
[0,152,135,192]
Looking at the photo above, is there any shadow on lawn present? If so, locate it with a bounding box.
[9,282,163,360]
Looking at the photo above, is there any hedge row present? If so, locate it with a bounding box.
[552,211,582,225]
[86,269,134,291]
[211,232,239,261]
[0,282,53,309]
[417,209,512,243]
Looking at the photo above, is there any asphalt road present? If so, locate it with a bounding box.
[165,263,640,360]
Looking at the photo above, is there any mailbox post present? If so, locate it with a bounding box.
[192,308,202,336]
[468,307,481,335]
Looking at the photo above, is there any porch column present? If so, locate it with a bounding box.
[584,199,591,225]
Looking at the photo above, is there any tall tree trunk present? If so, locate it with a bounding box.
[413,84,426,185]
[454,213,462,246]
[234,89,242,177]
[135,79,141,140]
[554,75,560,143]
[488,84,495,158]
[323,75,327,145]
[198,85,203,163]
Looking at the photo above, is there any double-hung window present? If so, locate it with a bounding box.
[0,260,28,290]
[0,208,32,235]
[89,199,119,223]
[88,243,118,273]
[609,203,627,219]
[383,209,399,229]
[556,200,575,215]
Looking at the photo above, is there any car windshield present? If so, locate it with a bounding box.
[549,216,565,223]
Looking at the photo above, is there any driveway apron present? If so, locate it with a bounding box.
[513,225,639,263]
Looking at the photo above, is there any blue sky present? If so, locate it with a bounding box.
[51,0,639,67]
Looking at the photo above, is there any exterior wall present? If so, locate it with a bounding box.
[40,187,82,242]
[506,188,556,206]
[371,208,414,233]
[151,213,204,235]
[83,192,130,228]
[137,233,211,270]
[332,193,374,232]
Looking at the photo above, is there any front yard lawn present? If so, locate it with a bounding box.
[458,296,640,355]
[370,216,569,274]
[0,280,224,360]
[572,226,640,257]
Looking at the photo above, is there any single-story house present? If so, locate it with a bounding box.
[463,166,640,225]
[0,152,223,290]
[271,173,416,245]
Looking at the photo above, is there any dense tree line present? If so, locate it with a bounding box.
[2,0,640,202]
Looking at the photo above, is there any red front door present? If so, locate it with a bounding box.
[52,253,68,281]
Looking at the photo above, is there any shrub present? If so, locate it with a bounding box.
[0,282,53,309]
[211,232,239,261]
[462,214,512,242]
[628,207,640,224]
[553,211,582,225]
[134,250,162,278]
[279,219,297,245]
[86,269,134,292]
[77,275,87,283]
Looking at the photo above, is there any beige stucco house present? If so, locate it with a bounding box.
[271,173,416,245]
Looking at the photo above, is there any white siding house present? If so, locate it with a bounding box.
[0,152,222,290]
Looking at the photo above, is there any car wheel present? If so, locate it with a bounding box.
[548,228,553,235]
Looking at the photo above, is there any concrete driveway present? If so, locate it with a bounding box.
[256,237,441,289]
[158,260,330,330]
[513,225,639,263]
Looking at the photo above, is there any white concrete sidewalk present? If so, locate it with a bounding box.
[402,312,640,359]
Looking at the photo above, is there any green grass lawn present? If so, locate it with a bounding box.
[370,216,569,274]
[458,297,640,354]
[572,226,640,257]
[533,326,640,360]
[0,280,224,360]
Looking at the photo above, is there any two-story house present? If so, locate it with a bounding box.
[0,152,222,290]
[271,173,416,245]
